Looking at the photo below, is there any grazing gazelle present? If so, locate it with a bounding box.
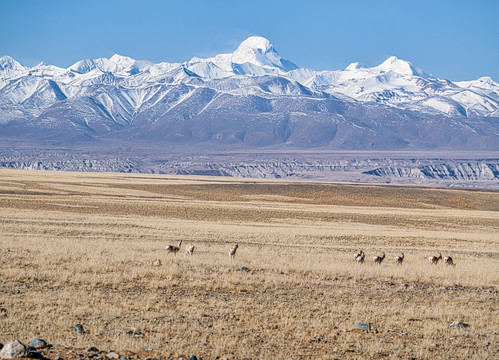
[354,249,364,261]
[185,244,195,256]
[356,252,365,264]
[373,252,386,265]
[444,256,456,266]
[395,253,405,265]
[166,240,182,255]
[428,253,442,265]
[228,243,239,260]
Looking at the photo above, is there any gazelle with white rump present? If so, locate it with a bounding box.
[428,253,442,265]
[185,244,195,256]
[228,243,239,260]
[395,253,404,265]
[166,240,182,255]
[444,256,456,266]
[354,249,364,261]
[373,252,385,265]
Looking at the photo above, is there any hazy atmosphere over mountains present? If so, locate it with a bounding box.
[1,36,498,150]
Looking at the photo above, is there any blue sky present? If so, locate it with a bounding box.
[1,0,497,81]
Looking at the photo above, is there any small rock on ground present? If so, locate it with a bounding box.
[0,340,27,359]
[29,339,48,350]
[449,321,469,329]
[357,322,371,332]
[75,324,84,334]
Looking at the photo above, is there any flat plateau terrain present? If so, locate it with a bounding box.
[0,168,498,359]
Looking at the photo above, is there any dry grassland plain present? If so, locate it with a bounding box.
[0,168,498,359]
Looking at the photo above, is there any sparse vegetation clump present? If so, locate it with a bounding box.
[0,169,497,359]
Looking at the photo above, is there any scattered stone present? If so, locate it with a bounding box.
[86,347,99,352]
[449,321,469,329]
[189,356,202,360]
[240,267,250,272]
[124,330,142,338]
[75,324,84,334]
[0,308,7,317]
[106,352,120,359]
[442,286,450,290]
[386,329,395,332]
[401,283,409,289]
[0,340,28,359]
[145,347,153,351]
[29,339,47,350]
[400,331,408,335]
[152,259,162,267]
[357,322,371,332]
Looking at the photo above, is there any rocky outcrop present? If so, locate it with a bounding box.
[364,163,499,180]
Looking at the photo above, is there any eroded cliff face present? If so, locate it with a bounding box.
[364,163,499,180]
[1,149,497,188]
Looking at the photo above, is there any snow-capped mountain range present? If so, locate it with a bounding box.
[1,36,498,149]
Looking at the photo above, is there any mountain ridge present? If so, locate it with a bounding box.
[1,36,498,150]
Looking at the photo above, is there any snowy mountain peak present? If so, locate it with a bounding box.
[477,76,496,85]
[109,54,153,75]
[236,36,274,53]
[231,36,298,72]
[0,55,25,71]
[377,56,426,77]
[345,62,363,71]
[109,54,135,65]
[69,57,113,74]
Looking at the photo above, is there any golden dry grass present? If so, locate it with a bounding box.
[0,168,498,359]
